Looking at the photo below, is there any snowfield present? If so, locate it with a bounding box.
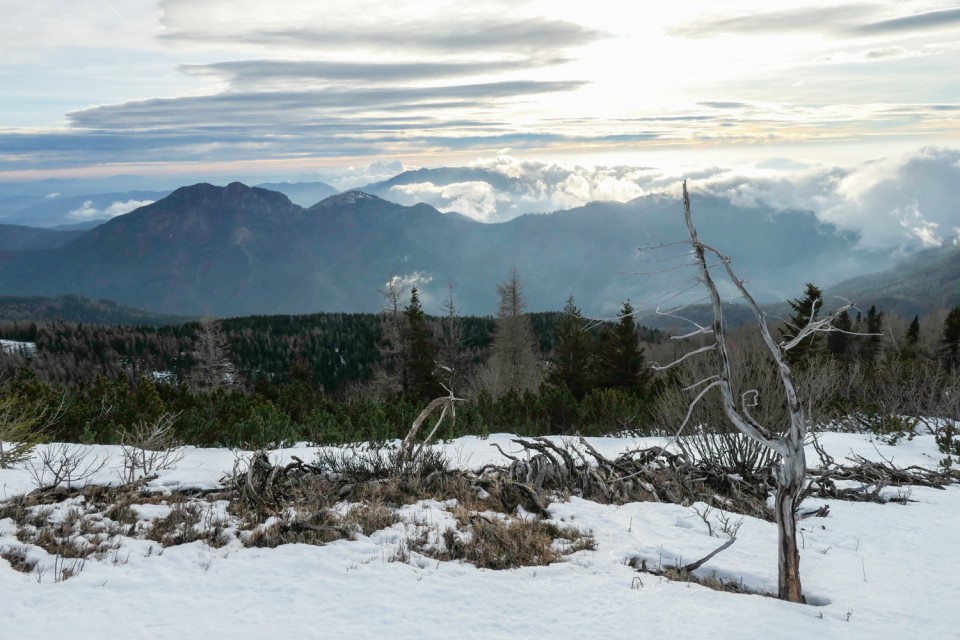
[0,340,36,357]
[0,432,957,640]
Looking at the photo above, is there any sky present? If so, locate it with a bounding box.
[2,0,960,182]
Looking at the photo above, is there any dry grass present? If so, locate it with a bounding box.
[245,502,400,548]
[421,511,595,570]
[1,545,36,573]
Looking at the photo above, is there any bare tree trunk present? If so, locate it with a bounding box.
[654,182,848,603]
[776,437,805,602]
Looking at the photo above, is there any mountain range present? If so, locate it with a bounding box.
[0,178,338,228]
[0,180,928,319]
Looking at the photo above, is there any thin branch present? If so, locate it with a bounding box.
[681,182,786,456]
[651,343,717,371]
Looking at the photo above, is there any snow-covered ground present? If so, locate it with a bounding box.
[0,432,956,640]
[0,340,36,357]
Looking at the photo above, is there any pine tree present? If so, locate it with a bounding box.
[546,295,593,400]
[403,287,440,401]
[780,283,822,366]
[593,300,651,397]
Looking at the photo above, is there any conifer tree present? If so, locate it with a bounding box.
[593,300,651,397]
[901,314,922,360]
[403,287,440,401]
[907,315,921,345]
[941,306,960,369]
[780,283,822,366]
[546,295,593,400]
[826,309,851,360]
[858,305,884,363]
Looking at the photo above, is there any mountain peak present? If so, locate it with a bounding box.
[307,190,394,212]
[164,182,296,211]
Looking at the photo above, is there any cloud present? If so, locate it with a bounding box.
[689,146,960,252]
[180,58,566,87]
[376,157,654,221]
[893,201,943,248]
[821,147,960,250]
[370,147,960,254]
[383,271,436,308]
[318,161,408,191]
[816,42,960,65]
[670,5,878,37]
[698,101,751,109]
[853,8,960,35]
[162,14,603,56]
[67,81,586,129]
[68,199,154,220]
[389,181,501,221]
[672,5,960,40]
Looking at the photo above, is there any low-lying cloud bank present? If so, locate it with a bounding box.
[68,199,155,221]
[371,147,960,254]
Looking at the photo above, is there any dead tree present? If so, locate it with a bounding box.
[655,182,853,602]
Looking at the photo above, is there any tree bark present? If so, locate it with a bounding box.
[775,444,805,602]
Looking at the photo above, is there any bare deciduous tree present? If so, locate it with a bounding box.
[364,274,409,401]
[26,443,109,490]
[656,182,853,602]
[438,281,468,392]
[119,411,186,483]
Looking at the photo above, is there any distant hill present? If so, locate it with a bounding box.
[826,243,960,316]
[0,181,893,318]
[254,181,339,207]
[0,224,85,251]
[0,295,192,326]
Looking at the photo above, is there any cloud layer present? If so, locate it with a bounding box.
[68,199,155,220]
[2,1,959,176]
[368,147,960,256]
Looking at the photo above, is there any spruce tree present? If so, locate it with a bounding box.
[546,295,593,400]
[901,314,922,360]
[780,283,822,366]
[941,306,960,369]
[907,315,920,345]
[826,309,851,360]
[858,305,884,363]
[403,287,440,401]
[593,300,651,397]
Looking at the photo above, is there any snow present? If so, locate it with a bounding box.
[0,432,957,639]
[0,340,36,356]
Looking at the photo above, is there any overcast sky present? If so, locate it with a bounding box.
[1,0,959,182]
